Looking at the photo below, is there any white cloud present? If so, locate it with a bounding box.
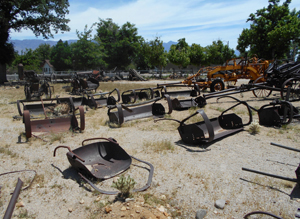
[10,0,300,49]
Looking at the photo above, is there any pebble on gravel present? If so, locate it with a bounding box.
[196,209,207,219]
[68,208,73,213]
[125,198,135,202]
[16,201,25,207]
[215,199,226,209]
[158,206,165,212]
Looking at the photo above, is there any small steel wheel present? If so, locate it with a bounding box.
[281,77,300,101]
[251,76,272,98]
[210,79,224,92]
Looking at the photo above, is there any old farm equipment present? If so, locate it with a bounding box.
[216,96,299,127]
[53,137,154,194]
[70,73,99,95]
[85,88,121,108]
[128,69,147,81]
[156,100,252,144]
[162,56,270,93]
[262,60,300,100]
[16,97,84,118]
[22,99,85,138]
[23,71,53,100]
[242,142,300,189]
[108,95,172,125]
[121,87,161,104]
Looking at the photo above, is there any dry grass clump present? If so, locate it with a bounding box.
[49,131,68,144]
[248,120,261,135]
[0,144,18,158]
[143,139,174,153]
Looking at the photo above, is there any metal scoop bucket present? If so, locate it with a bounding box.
[53,138,154,194]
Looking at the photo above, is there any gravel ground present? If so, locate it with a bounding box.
[0,79,300,219]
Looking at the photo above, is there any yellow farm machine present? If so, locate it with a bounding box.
[159,56,272,97]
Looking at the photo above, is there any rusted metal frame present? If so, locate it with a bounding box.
[158,99,251,144]
[53,145,85,162]
[3,178,23,219]
[181,110,215,142]
[171,98,199,110]
[121,89,138,104]
[217,97,253,126]
[108,95,172,125]
[259,101,294,126]
[23,105,85,138]
[17,96,77,117]
[87,88,121,108]
[160,85,201,98]
[149,87,162,99]
[53,138,154,195]
[217,95,293,126]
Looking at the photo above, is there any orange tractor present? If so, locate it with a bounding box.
[180,56,271,96]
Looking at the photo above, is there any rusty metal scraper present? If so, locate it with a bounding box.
[156,100,252,144]
[108,94,172,125]
[53,137,154,194]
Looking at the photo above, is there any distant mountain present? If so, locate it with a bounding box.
[10,39,77,54]
[163,41,177,51]
[11,39,177,54]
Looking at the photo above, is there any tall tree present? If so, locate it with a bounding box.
[189,43,207,67]
[237,0,300,60]
[205,40,235,65]
[50,40,72,71]
[12,48,40,71]
[0,0,70,83]
[35,43,52,66]
[148,37,168,70]
[168,38,190,69]
[71,25,104,70]
[95,18,141,70]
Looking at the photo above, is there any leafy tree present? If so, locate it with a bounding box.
[35,43,52,66]
[189,43,207,67]
[95,18,142,70]
[12,49,40,71]
[0,0,70,83]
[237,0,300,60]
[50,40,72,71]
[147,37,168,70]
[71,25,105,70]
[134,38,151,69]
[168,38,190,69]
[205,40,235,65]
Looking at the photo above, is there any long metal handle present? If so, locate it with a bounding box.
[270,142,300,153]
[3,178,23,219]
[242,167,297,183]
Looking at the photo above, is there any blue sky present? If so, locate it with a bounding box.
[10,0,300,50]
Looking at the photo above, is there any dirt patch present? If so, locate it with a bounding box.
[0,80,300,219]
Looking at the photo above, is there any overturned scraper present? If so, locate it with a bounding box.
[53,137,154,194]
[156,100,252,144]
[108,95,172,125]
